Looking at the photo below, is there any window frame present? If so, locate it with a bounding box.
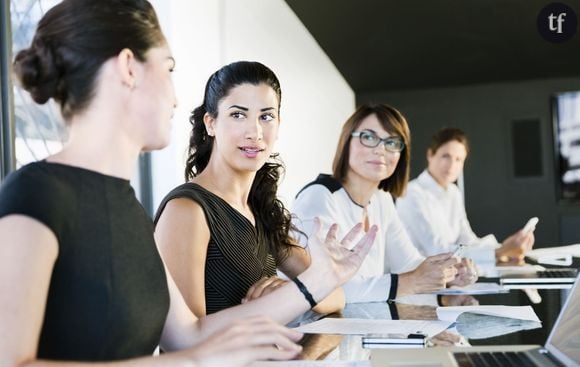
[1,0,16,182]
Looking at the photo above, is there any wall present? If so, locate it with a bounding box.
[149,0,354,211]
[359,77,580,246]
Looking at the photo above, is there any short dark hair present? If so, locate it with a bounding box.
[332,103,411,198]
[428,127,470,156]
[12,0,165,120]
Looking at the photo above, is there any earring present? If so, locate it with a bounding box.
[123,80,136,90]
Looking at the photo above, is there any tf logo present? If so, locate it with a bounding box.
[537,2,577,43]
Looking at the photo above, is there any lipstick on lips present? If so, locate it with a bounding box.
[239,146,264,158]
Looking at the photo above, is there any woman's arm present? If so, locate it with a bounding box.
[0,215,302,367]
[155,198,209,318]
[169,221,377,338]
[277,246,345,314]
[0,215,58,367]
[0,216,200,367]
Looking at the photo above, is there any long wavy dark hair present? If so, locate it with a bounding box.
[185,61,299,263]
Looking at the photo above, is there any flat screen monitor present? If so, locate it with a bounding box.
[553,91,580,201]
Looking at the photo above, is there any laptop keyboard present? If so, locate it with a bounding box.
[453,351,538,367]
[537,269,577,278]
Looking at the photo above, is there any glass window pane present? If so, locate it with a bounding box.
[11,0,65,168]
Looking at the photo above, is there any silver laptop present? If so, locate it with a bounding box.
[371,274,580,367]
[500,268,577,289]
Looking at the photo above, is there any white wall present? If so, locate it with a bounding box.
[149,0,354,209]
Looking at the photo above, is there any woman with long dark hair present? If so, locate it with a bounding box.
[155,61,356,318]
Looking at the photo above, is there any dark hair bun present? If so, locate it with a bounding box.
[13,40,61,104]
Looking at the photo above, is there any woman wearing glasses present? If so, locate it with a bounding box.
[292,104,477,304]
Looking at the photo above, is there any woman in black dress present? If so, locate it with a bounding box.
[0,1,376,366]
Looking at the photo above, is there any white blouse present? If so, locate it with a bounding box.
[291,175,424,303]
[396,170,496,264]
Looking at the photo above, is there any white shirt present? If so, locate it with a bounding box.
[396,170,496,264]
[291,175,425,303]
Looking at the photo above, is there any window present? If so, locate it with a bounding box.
[3,0,153,215]
[553,91,580,202]
[11,0,66,169]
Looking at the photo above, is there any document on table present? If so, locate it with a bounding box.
[455,311,542,339]
[293,318,452,338]
[251,361,371,367]
[526,244,580,265]
[433,282,508,295]
[494,264,546,274]
[436,305,541,323]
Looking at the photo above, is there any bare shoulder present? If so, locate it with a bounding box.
[157,197,208,229]
[155,197,210,252]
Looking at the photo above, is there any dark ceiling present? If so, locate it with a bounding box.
[284,0,580,93]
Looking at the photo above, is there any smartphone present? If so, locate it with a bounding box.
[522,217,539,234]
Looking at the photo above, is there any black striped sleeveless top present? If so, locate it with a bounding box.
[154,183,277,314]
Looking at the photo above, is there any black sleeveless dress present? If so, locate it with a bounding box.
[155,183,277,314]
[0,161,169,361]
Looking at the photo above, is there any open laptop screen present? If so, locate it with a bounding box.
[545,274,580,366]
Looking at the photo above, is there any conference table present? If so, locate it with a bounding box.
[288,262,579,365]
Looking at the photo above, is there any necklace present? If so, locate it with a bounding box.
[343,188,371,232]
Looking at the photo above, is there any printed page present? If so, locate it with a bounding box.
[251,361,371,367]
[293,318,452,338]
[436,305,541,322]
[433,282,508,295]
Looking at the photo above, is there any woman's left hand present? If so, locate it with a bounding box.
[242,276,288,303]
[447,257,478,287]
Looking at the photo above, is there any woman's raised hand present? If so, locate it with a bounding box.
[305,217,377,287]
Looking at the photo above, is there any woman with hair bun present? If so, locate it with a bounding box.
[0,1,376,365]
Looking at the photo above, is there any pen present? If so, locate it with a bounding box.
[453,244,466,257]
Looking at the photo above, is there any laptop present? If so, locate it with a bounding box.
[500,268,578,289]
[370,274,580,367]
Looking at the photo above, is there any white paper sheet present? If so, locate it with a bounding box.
[436,305,541,322]
[527,244,580,265]
[433,282,509,295]
[496,264,546,273]
[251,361,371,367]
[293,318,452,338]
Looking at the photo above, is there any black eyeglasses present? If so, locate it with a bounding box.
[351,130,405,152]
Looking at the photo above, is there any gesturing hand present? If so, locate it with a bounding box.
[306,218,378,288]
[497,230,535,265]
